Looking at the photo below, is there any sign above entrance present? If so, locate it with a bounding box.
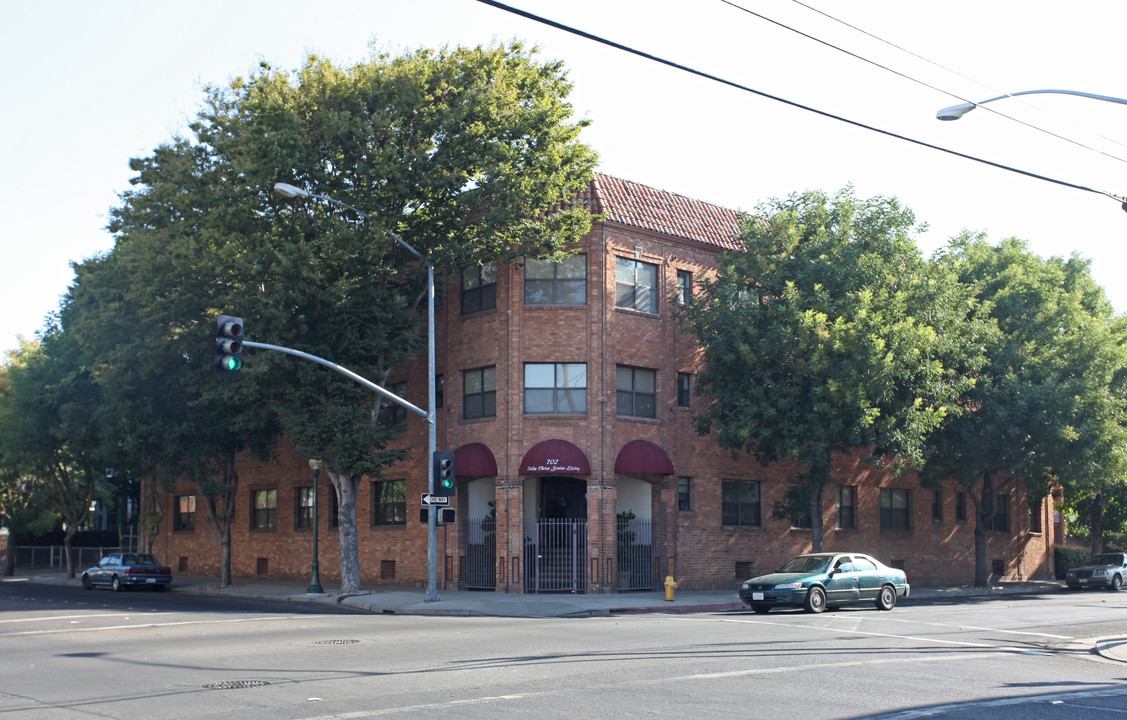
[519,439,591,475]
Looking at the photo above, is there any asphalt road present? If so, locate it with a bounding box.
[3,581,1127,719]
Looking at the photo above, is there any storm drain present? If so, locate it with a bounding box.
[204,680,271,690]
[315,639,359,645]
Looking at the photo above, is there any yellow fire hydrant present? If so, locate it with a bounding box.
[664,575,678,602]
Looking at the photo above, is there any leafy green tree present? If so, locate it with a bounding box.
[0,343,59,575]
[923,234,1127,585]
[0,332,116,577]
[683,188,976,551]
[102,43,597,591]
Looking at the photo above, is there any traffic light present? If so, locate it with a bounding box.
[433,450,456,497]
[214,314,244,379]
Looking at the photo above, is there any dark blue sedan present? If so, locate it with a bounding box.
[82,553,173,591]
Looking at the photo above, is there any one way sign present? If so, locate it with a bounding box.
[420,493,450,506]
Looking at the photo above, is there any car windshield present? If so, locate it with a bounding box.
[778,556,830,574]
[128,554,161,566]
[1092,553,1125,566]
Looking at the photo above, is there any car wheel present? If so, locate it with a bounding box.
[111,576,122,592]
[752,605,770,615]
[804,586,826,614]
[875,584,897,611]
[1111,575,1122,592]
[82,574,92,590]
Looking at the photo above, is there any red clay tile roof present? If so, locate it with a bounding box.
[585,173,742,251]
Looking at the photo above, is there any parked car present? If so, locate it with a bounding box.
[739,552,910,614]
[82,553,173,591]
[1065,552,1127,591]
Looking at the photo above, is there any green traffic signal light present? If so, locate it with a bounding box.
[221,356,242,372]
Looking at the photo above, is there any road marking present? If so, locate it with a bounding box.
[882,617,1073,640]
[0,612,181,625]
[1,615,298,637]
[708,616,1003,649]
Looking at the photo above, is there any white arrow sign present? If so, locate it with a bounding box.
[420,493,450,506]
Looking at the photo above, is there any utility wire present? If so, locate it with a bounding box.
[783,0,1127,161]
[475,0,1125,206]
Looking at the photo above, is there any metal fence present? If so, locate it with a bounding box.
[462,517,496,590]
[617,518,656,591]
[12,546,124,571]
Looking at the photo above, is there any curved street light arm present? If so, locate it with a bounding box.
[937,89,1127,121]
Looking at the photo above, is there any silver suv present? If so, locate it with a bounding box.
[1066,552,1127,591]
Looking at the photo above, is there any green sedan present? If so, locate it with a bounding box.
[739,552,910,614]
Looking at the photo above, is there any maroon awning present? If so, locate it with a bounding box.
[519,439,591,475]
[614,439,675,475]
[454,442,498,477]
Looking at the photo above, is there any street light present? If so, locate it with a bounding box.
[937,89,1127,121]
[274,181,441,603]
[307,459,324,594]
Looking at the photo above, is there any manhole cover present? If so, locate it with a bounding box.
[315,639,360,645]
[204,680,271,690]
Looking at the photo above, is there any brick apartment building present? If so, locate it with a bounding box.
[150,174,1054,592]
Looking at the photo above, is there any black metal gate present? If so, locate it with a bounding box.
[525,518,587,593]
[616,517,656,591]
[462,517,496,590]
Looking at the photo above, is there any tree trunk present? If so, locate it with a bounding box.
[1090,492,1108,557]
[810,485,825,553]
[971,472,995,588]
[63,526,77,579]
[332,471,362,594]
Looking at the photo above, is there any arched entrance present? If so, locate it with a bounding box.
[519,440,592,594]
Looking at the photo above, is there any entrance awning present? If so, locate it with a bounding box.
[519,439,591,475]
[454,442,498,477]
[614,439,675,475]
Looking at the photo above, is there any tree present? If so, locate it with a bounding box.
[923,234,1127,585]
[0,343,59,576]
[101,43,598,591]
[0,332,116,578]
[682,188,976,551]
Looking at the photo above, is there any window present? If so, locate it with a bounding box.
[836,486,856,530]
[371,480,406,526]
[956,492,967,522]
[525,255,586,305]
[676,270,693,305]
[985,493,1009,532]
[615,257,658,313]
[616,365,656,418]
[385,380,407,425]
[722,480,761,526]
[524,363,586,414]
[296,487,314,529]
[1029,496,1043,533]
[330,489,339,528]
[677,373,691,407]
[932,490,943,522]
[678,477,692,512]
[436,375,444,409]
[174,495,195,532]
[880,488,910,530]
[463,367,497,419]
[461,263,497,314]
[252,489,277,530]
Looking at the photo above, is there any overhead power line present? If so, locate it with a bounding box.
[475,0,1126,207]
[723,0,1127,166]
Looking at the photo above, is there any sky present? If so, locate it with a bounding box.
[3,0,1127,353]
